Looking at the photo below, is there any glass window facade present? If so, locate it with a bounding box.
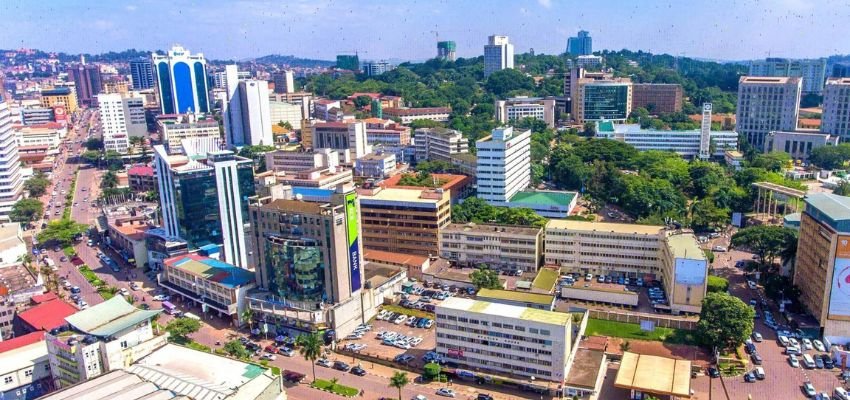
[264,238,326,303]
[584,84,629,121]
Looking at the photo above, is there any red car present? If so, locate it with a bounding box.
[264,345,278,354]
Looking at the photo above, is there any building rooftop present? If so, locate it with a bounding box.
[597,120,615,133]
[445,222,542,236]
[0,334,47,380]
[264,198,325,214]
[384,107,451,115]
[532,267,560,292]
[666,234,706,261]
[127,164,155,176]
[364,249,428,267]
[546,219,664,235]
[381,173,471,192]
[741,76,797,84]
[164,254,255,289]
[510,190,576,208]
[0,331,45,353]
[475,288,555,306]
[16,298,77,331]
[439,297,571,326]
[64,296,162,338]
[359,187,447,205]
[614,352,691,398]
[565,348,605,389]
[0,263,39,297]
[0,223,24,257]
[806,193,850,223]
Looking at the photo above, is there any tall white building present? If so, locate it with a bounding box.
[272,70,296,94]
[222,65,273,147]
[483,35,514,77]
[822,78,850,142]
[222,65,244,147]
[476,126,531,206]
[414,127,469,163]
[495,96,557,128]
[152,45,210,114]
[0,100,22,222]
[97,93,130,154]
[312,121,371,159]
[736,76,801,150]
[749,58,827,94]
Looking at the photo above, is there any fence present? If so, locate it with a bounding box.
[588,309,697,330]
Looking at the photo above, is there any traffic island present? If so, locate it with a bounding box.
[311,379,359,397]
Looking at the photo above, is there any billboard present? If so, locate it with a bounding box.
[674,258,707,285]
[829,236,850,317]
[345,192,362,292]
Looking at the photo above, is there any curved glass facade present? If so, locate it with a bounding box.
[265,238,326,303]
[173,61,194,113]
[157,62,174,114]
[194,61,209,113]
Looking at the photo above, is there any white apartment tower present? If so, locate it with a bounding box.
[223,65,244,147]
[736,76,801,150]
[414,127,469,162]
[822,78,850,142]
[476,126,531,206]
[0,100,23,221]
[273,70,296,94]
[238,80,273,146]
[97,93,131,154]
[483,35,514,77]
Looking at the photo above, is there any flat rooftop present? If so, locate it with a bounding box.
[615,352,692,398]
[476,288,555,306]
[806,192,850,223]
[439,297,570,326]
[546,219,664,235]
[510,190,576,208]
[445,222,541,236]
[165,254,255,288]
[741,76,796,84]
[359,187,446,204]
[666,234,706,261]
[364,249,428,267]
[565,348,605,389]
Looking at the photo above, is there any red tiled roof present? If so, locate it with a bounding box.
[364,249,428,267]
[31,292,58,304]
[16,299,77,332]
[0,331,45,353]
[128,164,155,177]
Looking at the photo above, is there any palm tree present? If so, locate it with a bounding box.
[297,332,323,383]
[240,308,254,330]
[389,371,409,400]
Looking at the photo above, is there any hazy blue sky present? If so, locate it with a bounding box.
[2,0,849,61]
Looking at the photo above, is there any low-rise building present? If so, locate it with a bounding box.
[0,332,53,400]
[659,234,709,314]
[313,98,342,120]
[14,123,64,153]
[364,118,411,146]
[596,122,738,158]
[127,164,157,193]
[414,127,468,163]
[379,173,473,204]
[106,217,150,269]
[363,249,431,280]
[311,121,371,158]
[13,296,77,336]
[40,88,77,113]
[495,96,557,128]
[265,148,341,174]
[475,288,556,310]
[269,100,305,130]
[725,150,746,170]
[0,263,45,340]
[157,113,220,152]
[765,130,840,162]
[441,222,543,273]
[161,254,256,326]
[0,223,27,268]
[255,166,353,190]
[359,187,452,257]
[144,228,189,272]
[631,83,683,114]
[355,152,397,178]
[575,55,604,68]
[384,107,451,124]
[436,297,572,383]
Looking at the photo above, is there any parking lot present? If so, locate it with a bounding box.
[557,272,675,314]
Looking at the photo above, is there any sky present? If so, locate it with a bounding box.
[2,0,850,62]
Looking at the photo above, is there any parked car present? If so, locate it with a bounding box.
[814,339,827,352]
[436,388,456,398]
[744,372,756,383]
[708,367,720,378]
[351,366,367,376]
[317,358,333,368]
[333,361,351,371]
[152,294,170,301]
[789,355,800,368]
[803,382,817,397]
[754,367,765,380]
[751,353,763,365]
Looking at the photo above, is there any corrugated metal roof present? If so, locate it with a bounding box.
[64,296,162,337]
[806,193,850,222]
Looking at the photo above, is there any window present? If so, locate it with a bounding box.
[24,369,33,377]
[4,376,13,384]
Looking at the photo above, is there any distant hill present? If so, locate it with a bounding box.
[252,54,334,68]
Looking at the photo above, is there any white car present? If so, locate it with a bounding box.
[789,355,800,368]
[394,315,407,324]
[316,358,333,368]
[152,294,170,301]
[789,338,800,348]
[752,332,763,342]
[261,353,277,361]
[803,338,813,350]
[119,288,130,296]
[436,388,456,398]
[814,339,826,352]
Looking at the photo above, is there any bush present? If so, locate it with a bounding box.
[707,276,729,293]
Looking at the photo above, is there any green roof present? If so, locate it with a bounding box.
[532,268,559,291]
[477,288,555,306]
[510,190,576,207]
[520,307,571,325]
[806,193,850,223]
[64,296,162,337]
[597,120,615,132]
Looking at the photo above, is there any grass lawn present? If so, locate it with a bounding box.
[97,287,116,300]
[78,266,105,287]
[381,304,435,320]
[312,379,359,397]
[585,318,696,344]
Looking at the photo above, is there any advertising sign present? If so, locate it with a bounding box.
[53,105,67,121]
[829,236,850,317]
[345,192,362,292]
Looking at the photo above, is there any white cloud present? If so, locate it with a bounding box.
[538,0,552,8]
[125,4,137,12]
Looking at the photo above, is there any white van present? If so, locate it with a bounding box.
[802,354,816,369]
[834,387,849,400]
[753,367,765,380]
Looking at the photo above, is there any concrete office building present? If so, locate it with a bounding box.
[212,69,250,89]
[358,187,451,257]
[20,106,56,125]
[495,96,556,128]
[269,101,304,130]
[257,166,354,190]
[270,91,312,120]
[265,148,341,174]
[129,58,154,90]
[40,88,78,113]
[749,58,827,94]
[834,64,850,79]
[765,130,839,162]
[14,124,63,153]
[575,78,632,123]
[792,193,850,344]
[97,93,146,154]
[575,55,603,69]
[152,45,210,114]
[67,63,102,107]
[414,127,468,163]
[312,121,371,159]
[237,80,273,146]
[0,100,24,221]
[736,76,801,150]
[544,220,708,314]
[0,332,53,400]
[362,61,393,76]
[437,41,457,61]
[476,127,531,206]
[272,70,296,94]
[154,142,255,268]
[383,107,451,124]
[157,113,220,152]
[822,78,850,142]
[364,118,411,146]
[596,121,738,158]
[483,35,514,77]
[355,152,396,178]
[567,30,592,56]
[631,83,683,114]
[436,297,573,382]
[441,222,543,273]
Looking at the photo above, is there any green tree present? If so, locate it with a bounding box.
[353,95,372,108]
[24,172,50,197]
[389,371,410,400]
[104,150,124,170]
[223,339,250,359]
[834,181,850,196]
[84,137,103,150]
[10,199,44,224]
[690,199,730,231]
[750,152,791,172]
[82,150,101,164]
[810,144,850,170]
[241,308,254,330]
[296,332,323,383]
[101,170,118,189]
[731,226,798,267]
[485,69,534,96]
[696,293,754,351]
[277,121,293,130]
[470,267,501,289]
[165,317,201,341]
[36,219,88,247]
[422,362,441,381]
[707,276,729,293]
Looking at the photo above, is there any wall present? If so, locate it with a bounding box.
[560,286,639,306]
[586,309,697,330]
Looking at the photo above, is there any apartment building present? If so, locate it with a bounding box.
[265,148,340,174]
[414,127,468,163]
[441,222,543,273]
[631,83,683,114]
[383,107,451,124]
[97,93,146,154]
[822,78,850,142]
[364,118,411,146]
[312,121,371,158]
[575,55,603,69]
[0,332,52,399]
[358,187,451,257]
[355,152,397,178]
[436,297,572,382]
[157,113,220,152]
[272,70,295,93]
[495,96,557,128]
[0,101,24,221]
[749,58,827,94]
[476,127,531,206]
[127,164,157,193]
[736,76,801,150]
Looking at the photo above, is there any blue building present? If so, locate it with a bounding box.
[152,46,210,114]
[567,30,592,56]
[130,58,154,90]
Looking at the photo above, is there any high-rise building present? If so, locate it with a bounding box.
[67,63,103,107]
[272,70,295,94]
[822,78,850,142]
[575,77,633,123]
[40,87,78,113]
[748,58,827,94]
[98,93,146,154]
[631,83,683,114]
[154,143,255,268]
[152,45,210,114]
[495,96,557,128]
[359,187,451,256]
[336,54,360,71]
[129,58,155,90]
[566,30,592,56]
[437,41,456,61]
[212,69,250,89]
[833,64,850,79]
[0,100,23,221]
[736,76,801,150]
[312,121,371,159]
[476,126,531,206]
[483,35,514,77]
[238,80,273,146]
[362,61,393,76]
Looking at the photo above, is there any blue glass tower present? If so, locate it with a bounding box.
[152,46,210,114]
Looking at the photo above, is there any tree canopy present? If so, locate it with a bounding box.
[809,144,850,170]
[165,317,201,341]
[696,293,754,351]
[10,199,43,224]
[36,219,88,247]
[223,340,250,359]
[731,226,798,267]
[470,267,502,289]
[451,198,547,228]
[24,172,50,197]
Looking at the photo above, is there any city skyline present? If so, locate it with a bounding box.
[2,0,850,62]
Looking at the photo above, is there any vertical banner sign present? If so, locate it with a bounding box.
[829,235,850,317]
[345,192,362,292]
